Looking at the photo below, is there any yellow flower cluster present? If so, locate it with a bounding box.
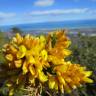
[49,62,93,93]
[3,30,93,95]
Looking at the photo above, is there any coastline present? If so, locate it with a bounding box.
[1,27,96,37]
[23,28,96,36]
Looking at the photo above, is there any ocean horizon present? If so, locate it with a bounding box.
[0,19,96,32]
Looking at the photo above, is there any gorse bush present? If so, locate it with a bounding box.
[0,30,93,96]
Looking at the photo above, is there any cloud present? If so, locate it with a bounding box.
[34,0,55,6]
[88,9,96,14]
[0,12,16,18]
[0,12,16,25]
[29,8,89,15]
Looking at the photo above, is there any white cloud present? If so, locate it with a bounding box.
[34,0,55,6]
[88,9,96,14]
[29,8,89,15]
[0,12,16,18]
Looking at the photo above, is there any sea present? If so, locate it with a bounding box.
[0,19,96,35]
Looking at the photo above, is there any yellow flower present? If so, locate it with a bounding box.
[27,56,36,64]
[29,65,35,75]
[40,49,48,61]
[48,74,65,93]
[48,76,55,89]
[23,34,34,49]
[48,55,65,65]
[5,54,13,61]
[38,71,48,82]
[9,88,14,96]
[83,78,93,83]
[14,59,22,68]
[9,45,18,54]
[52,62,93,93]
[6,83,12,87]
[62,49,72,57]
[39,35,46,49]
[46,30,71,49]
[17,45,27,59]
[22,61,29,74]
[12,33,23,45]
[2,31,93,95]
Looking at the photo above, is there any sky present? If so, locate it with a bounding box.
[0,0,96,25]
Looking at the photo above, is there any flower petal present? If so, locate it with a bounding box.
[5,54,13,61]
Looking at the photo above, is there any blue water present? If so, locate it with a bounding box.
[0,19,96,32]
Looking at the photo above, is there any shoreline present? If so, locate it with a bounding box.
[1,27,96,37]
[24,28,96,36]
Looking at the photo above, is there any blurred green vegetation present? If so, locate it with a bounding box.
[68,33,96,96]
[69,33,96,71]
[0,30,96,96]
[0,31,9,64]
